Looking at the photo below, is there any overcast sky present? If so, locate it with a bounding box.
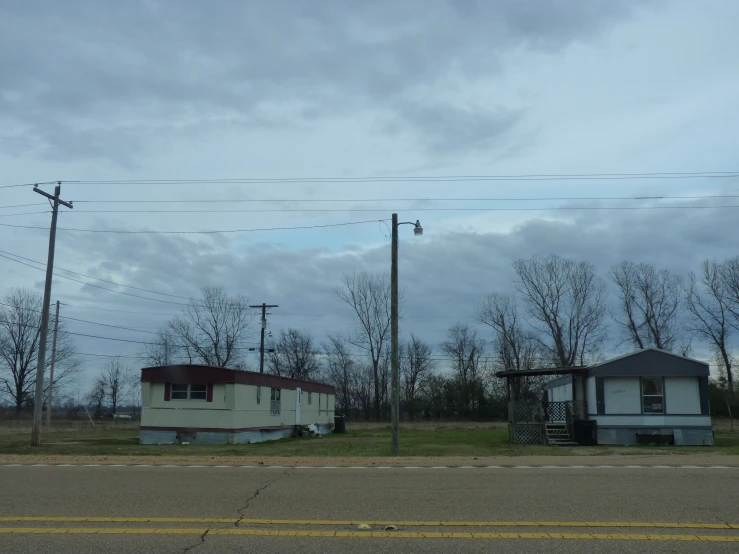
[2,0,739,388]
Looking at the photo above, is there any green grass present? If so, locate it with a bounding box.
[0,424,738,457]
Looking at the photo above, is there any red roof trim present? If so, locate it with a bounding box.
[140,364,335,395]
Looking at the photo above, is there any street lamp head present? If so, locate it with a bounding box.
[413,220,423,236]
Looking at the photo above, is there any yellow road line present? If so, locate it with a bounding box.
[0,527,738,540]
[0,517,737,529]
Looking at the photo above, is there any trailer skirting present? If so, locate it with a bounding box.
[140,424,332,445]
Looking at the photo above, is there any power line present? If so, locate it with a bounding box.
[1,204,739,237]
[0,248,193,300]
[0,252,191,306]
[62,304,181,317]
[76,352,144,360]
[0,250,190,300]
[0,181,62,190]
[71,194,739,204]
[0,211,50,218]
[0,203,47,209]
[60,204,739,214]
[61,316,160,335]
[0,219,389,235]
[0,300,161,335]
[43,171,739,185]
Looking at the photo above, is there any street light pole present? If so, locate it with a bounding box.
[390,214,423,457]
[391,214,400,456]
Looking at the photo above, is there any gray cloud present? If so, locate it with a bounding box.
[48,201,738,375]
[0,0,642,163]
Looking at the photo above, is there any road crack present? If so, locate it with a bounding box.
[235,470,289,527]
[181,529,209,553]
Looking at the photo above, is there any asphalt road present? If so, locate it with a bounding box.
[1,465,738,553]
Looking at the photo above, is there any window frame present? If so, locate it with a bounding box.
[641,377,665,414]
[189,383,208,401]
[169,383,208,401]
[270,387,281,416]
[170,383,189,400]
[308,392,312,405]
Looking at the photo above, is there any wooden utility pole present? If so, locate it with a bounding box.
[46,300,61,427]
[31,183,73,446]
[391,214,400,456]
[249,303,278,373]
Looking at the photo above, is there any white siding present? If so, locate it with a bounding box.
[586,376,597,414]
[604,377,641,414]
[665,377,701,414]
[548,383,572,402]
[141,381,335,430]
[592,415,711,427]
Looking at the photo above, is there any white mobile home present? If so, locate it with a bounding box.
[139,365,335,445]
[500,349,713,446]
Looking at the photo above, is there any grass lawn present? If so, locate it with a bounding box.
[0,422,737,457]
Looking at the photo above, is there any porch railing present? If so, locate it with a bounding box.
[508,400,585,444]
[509,400,585,424]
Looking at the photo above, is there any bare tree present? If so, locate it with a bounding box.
[610,261,682,351]
[99,358,136,414]
[400,334,435,419]
[167,287,253,368]
[0,288,81,413]
[267,328,320,381]
[688,259,735,390]
[477,293,541,399]
[335,272,391,420]
[142,327,182,366]
[353,361,374,420]
[323,334,357,416]
[513,255,606,367]
[441,324,486,417]
[86,379,106,418]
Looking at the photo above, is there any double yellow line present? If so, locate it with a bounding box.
[1,518,738,541]
[0,528,737,541]
[0,517,737,529]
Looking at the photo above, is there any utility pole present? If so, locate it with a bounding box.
[249,303,278,373]
[46,300,60,427]
[391,214,400,456]
[31,183,73,446]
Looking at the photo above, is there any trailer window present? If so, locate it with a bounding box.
[170,384,207,401]
[642,377,664,413]
[270,388,281,415]
[189,384,207,401]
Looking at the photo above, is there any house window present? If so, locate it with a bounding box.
[318,393,322,411]
[257,386,261,404]
[270,388,281,416]
[171,384,188,400]
[171,384,207,401]
[308,392,312,405]
[642,377,664,413]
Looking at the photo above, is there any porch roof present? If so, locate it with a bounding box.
[495,366,587,378]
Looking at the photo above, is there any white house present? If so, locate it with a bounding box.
[139,365,336,445]
[500,348,713,446]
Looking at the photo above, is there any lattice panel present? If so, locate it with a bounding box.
[543,401,586,422]
[513,402,541,423]
[511,424,542,444]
